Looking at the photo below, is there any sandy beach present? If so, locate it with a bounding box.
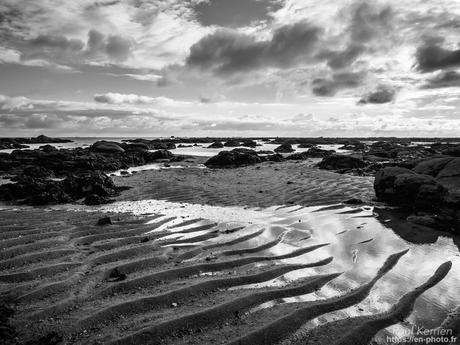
[113,157,375,208]
[1,149,459,345]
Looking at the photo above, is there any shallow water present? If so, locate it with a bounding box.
[68,198,460,340]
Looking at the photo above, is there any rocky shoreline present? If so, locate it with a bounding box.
[1,136,459,233]
[0,139,182,206]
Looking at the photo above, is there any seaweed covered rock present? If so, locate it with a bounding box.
[207,141,224,149]
[274,143,295,153]
[205,149,262,168]
[90,141,125,153]
[374,167,447,211]
[318,155,366,170]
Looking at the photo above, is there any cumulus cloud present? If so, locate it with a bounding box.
[185,20,322,75]
[358,86,396,104]
[422,71,460,88]
[416,42,460,72]
[93,92,190,106]
[17,30,132,65]
[312,72,365,96]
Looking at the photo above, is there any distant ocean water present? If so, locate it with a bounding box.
[0,137,350,157]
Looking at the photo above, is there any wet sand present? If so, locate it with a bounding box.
[1,159,459,345]
[113,157,375,207]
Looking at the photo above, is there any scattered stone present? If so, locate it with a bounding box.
[96,217,112,226]
[207,141,224,149]
[107,268,127,282]
[274,143,295,153]
[318,155,366,170]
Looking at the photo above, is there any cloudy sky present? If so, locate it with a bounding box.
[1,0,460,137]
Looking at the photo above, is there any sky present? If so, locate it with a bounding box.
[1,0,460,137]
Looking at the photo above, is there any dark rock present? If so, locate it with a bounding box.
[443,145,460,157]
[274,143,295,153]
[120,170,130,175]
[84,194,112,205]
[304,147,335,158]
[121,142,149,152]
[264,153,284,162]
[256,150,274,155]
[374,167,447,211]
[285,152,309,160]
[338,141,366,151]
[318,155,366,170]
[96,217,112,226]
[223,140,241,147]
[24,332,63,345]
[140,237,149,243]
[205,150,262,168]
[107,267,127,282]
[412,157,453,176]
[298,143,315,148]
[241,140,257,148]
[39,144,58,153]
[90,141,125,153]
[143,149,173,161]
[436,157,460,192]
[21,166,55,179]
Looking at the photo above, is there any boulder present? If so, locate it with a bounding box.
[318,155,366,170]
[143,149,173,161]
[286,152,309,160]
[274,143,295,153]
[413,157,454,177]
[84,194,112,205]
[374,167,447,211]
[241,140,257,148]
[436,158,460,192]
[223,140,241,147]
[339,141,366,151]
[205,150,262,168]
[96,217,112,226]
[298,143,315,148]
[207,141,224,149]
[39,144,58,153]
[122,142,149,152]
[90,141,125,154]
[443,145,460,157]
[20,166,55,179]
[304,147,335,158]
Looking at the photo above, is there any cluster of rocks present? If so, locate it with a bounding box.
[373,155,460,233]
[122,138,177,150]
[0,134,72,150]
[207,140,259,149]
[204,146,337,168]
[316,141,460,176]
[204,148,283,168]
[0,140,179,206]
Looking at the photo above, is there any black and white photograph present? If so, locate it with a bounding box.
[0,1,459,344]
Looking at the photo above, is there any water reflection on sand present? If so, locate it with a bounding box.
[88,199,459,340]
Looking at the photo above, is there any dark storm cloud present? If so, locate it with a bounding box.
[358,86,395,104]
[185,20,322,75]
[421,71,460,89]
[16,30,132,65]
[416,43,460,72]
[311,72,364,96]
